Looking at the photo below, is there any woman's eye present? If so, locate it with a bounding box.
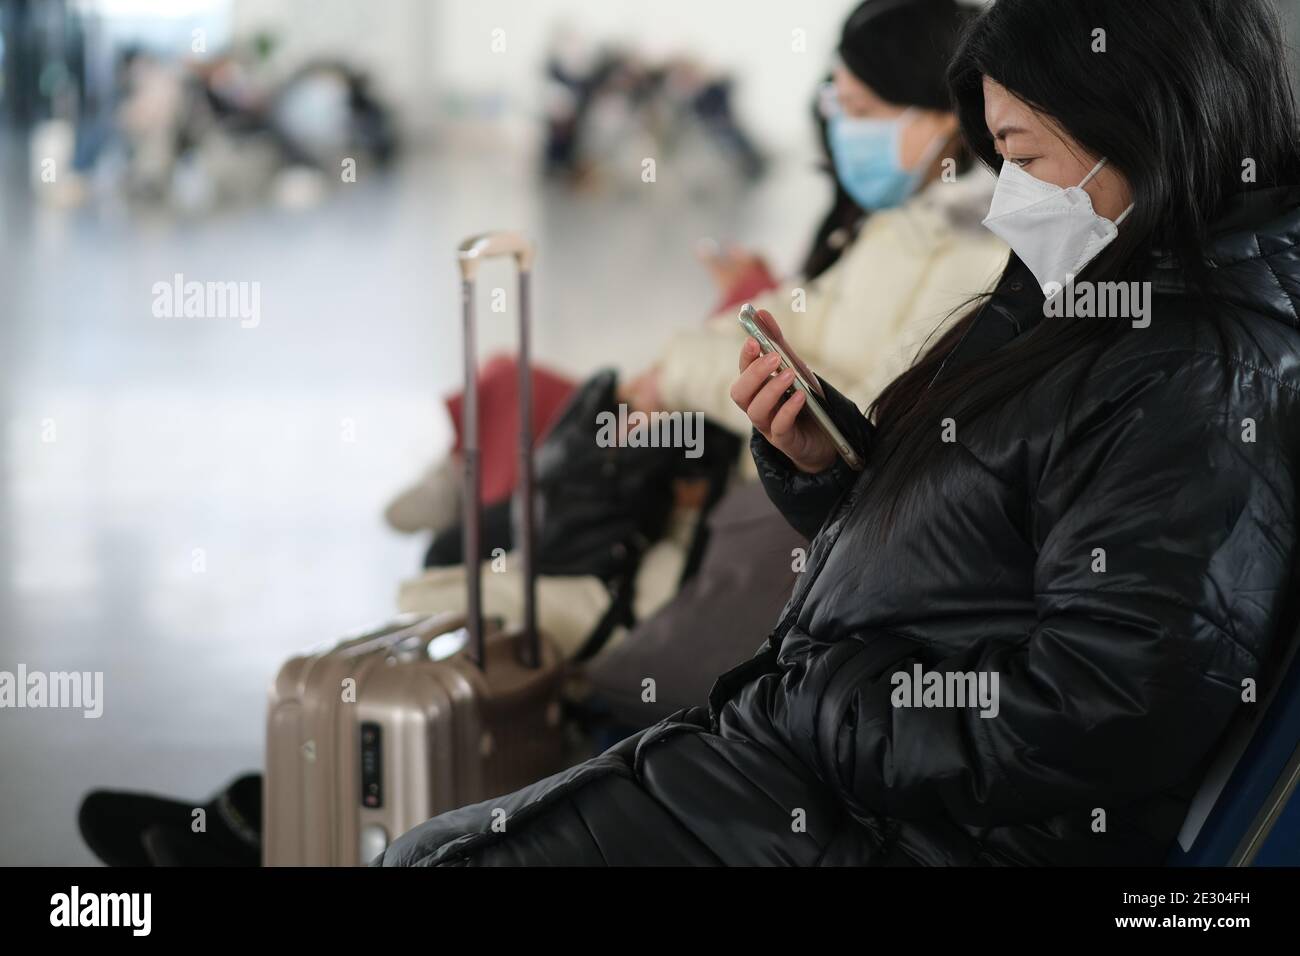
[1009,157,1035,168]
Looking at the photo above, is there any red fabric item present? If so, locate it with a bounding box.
[445,354,577,505]
[712,260,780,316]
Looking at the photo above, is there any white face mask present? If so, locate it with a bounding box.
[982,157,1134,295]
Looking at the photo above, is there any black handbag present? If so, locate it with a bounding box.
[426,368,741,658]
[527,369,676,581]
[528,370,743,660]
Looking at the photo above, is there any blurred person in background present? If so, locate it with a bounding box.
[540,28,765,189]
[58,38,397,212]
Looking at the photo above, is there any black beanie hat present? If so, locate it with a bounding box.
[837,0,972,111]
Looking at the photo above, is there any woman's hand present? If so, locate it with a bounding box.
[730,313,837,474]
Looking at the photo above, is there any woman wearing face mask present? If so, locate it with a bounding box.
[381,0,1300,867]
[632,0,1007,441]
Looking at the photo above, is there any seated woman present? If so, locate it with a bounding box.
[388,0,1007,659]
[379,0,1300,866]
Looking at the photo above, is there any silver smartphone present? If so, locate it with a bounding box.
[737,303,864,471]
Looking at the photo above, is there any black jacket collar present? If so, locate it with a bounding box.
[1149,186,1300,329]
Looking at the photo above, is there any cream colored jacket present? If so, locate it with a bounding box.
[658,168,1009,440]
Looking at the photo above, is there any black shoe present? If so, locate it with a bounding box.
[78,773,262,867]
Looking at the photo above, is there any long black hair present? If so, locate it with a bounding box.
[864,0,1300,530]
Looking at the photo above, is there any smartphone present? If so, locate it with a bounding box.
[737,304,864,471]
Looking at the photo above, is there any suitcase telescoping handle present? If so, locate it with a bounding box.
[456,232,539,670]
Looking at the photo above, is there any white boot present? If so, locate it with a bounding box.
[383,455,463,534]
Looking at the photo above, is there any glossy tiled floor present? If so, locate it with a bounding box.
[0,139,825,863]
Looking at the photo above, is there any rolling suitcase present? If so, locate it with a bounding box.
[264,232,566,866]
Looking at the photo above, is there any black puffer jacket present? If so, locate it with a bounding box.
[381,189,1300,866]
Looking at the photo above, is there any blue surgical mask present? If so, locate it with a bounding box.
[828,108,939,211]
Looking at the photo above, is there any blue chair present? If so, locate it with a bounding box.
[1167,627,1300,865]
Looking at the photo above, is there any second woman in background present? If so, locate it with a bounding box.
[389,0,1008,662]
